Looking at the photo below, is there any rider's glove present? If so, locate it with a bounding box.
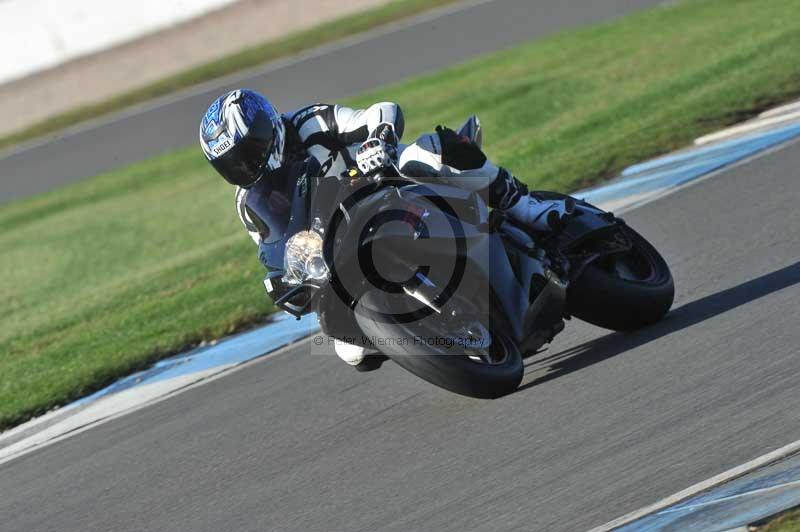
[356,138,393,178]
[370,122,399,150]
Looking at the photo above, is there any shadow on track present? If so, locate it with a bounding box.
[518,259,800,391]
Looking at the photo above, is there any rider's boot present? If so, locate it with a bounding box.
[504,192,575,231]
[334,339,386,372]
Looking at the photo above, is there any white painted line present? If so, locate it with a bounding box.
[0,402,82,446]
[6,98,800,470]
[659,479,800,515]
[612,135,800,215]
[695,110,800,145]
[0,0,498,161]
[0,366,234,465]
[3,123,794,477]
[589,438,800,531]
[759,99,800,119]
[589,190,658,214]
[0,337,312,467]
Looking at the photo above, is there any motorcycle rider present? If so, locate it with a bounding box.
[199,89,574,369]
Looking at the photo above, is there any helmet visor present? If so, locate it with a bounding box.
[209,109,279,188]
[211,134,274,188]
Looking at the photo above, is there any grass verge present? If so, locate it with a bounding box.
[2,0,800,429]
[759,507,800,531]
[0,0,458,152]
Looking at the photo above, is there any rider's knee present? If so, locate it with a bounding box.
[398,133,443,177]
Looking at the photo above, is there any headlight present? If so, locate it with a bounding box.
[282,230,328,285]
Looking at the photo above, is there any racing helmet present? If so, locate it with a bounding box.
[199,89,286,188]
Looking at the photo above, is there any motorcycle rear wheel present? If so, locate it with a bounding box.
[567,225,674,331]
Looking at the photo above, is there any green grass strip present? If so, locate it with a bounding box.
[759,507,800,531]
[2,0,800,429]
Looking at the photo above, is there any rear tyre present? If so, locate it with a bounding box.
[567,226,674,331]
[354,290,523,399]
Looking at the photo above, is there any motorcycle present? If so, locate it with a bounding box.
[251,117,674,398]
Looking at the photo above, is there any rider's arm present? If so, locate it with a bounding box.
[235,187,263,246]
[333,102,405,143]
[286,102,404,144]
[236,187,278,275]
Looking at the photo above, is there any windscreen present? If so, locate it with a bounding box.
[245,172,297,245]
[245,171,308,271]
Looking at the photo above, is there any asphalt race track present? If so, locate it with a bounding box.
[2,136,800,530]
[0,0,666,204]
[4,1,800,531]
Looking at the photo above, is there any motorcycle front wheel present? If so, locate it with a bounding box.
[354,290,523,399]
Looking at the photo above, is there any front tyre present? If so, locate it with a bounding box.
[567,226,674,331]
[354,290,523,399]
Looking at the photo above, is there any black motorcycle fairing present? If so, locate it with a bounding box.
[556,207,622,254]
[328,182,486,264]
[528,190,625,254]
[316,280,368,345]
[251,158,335,317]
[319,180,566,348]
[246,170,294,244]
[323,181,487,305]
[520,266,567,353]
[314,182,670,395]
[486,231,567,348]
[248,157,326,270]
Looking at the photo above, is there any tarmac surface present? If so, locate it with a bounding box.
[6,1,798,531]
[0,0,666,204]
[1,134,798,531]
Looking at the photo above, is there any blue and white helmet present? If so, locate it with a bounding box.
[199,89,286,188]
